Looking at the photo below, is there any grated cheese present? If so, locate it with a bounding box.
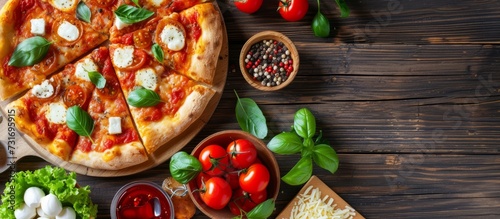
[288,186,357,219]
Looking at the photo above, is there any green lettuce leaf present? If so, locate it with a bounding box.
[0,166,97,219]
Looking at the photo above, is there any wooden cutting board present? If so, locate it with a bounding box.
[0,1,228,177]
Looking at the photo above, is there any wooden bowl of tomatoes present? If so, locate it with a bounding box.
[186,130,280,218]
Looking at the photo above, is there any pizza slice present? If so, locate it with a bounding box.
[6,52,97,161]
[70,47,148,170]
[109,2,222,85]
[109,44,215,153]
[0,0,107,100]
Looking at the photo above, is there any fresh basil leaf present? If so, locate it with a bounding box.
[152,43,164,63]
[335,0,350,18]
[246,199,275,219]
[235,90,268,139]
[313,144,339,174]
[293,108,316,139]
[76,1,91,23]
[315,130,329,145]
[131,0,140,7]
[127,87,161,107]
[267,131,303,155]
[66,106,94,140]
[114,5,154,24]
[169,151,202,184]
[282,156,313,186]
[8,36,52,67]
[312,11,330,38]
[88,71,106,89]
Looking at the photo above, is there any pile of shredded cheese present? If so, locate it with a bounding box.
[289,185,357,219]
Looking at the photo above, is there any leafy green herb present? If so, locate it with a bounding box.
[234,90,268,139]
[169,151,202,184]
[152,43,164,63]
[267,108,339,186]
[127,87,162,107]
[66,106,95,144]
[114,5,154,24]
[312,0,330,38]
[131,0,141,7]
[244,199,275,219]
[0,166,98,219]
[8,36,52,67]
[76,1,91,23]
[88,71,106,89]
[335,0,350,18]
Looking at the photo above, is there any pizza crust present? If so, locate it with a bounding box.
[0,0,21,100]
[70,142,148,170]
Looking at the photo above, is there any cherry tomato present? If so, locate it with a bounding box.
[227,139,257,169]
[228,188,267,216]
[200,177,232,210]
[198,144,229,176]
[224,167,240,190]
[278,0,309,22]
[234,0,263,14]
[239,163,270,194]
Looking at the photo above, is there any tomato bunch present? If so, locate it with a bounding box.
[195,139,270,215]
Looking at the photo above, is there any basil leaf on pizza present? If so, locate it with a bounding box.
[127,87,162,107]
[66,106,95,143]
[76,1,91,23]
[88,71,106,89]
[131,0,141,7]
[8,36,52,67]
[152,43,164,63]
[114,5,154,24]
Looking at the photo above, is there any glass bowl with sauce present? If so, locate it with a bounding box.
[111,181,174,219]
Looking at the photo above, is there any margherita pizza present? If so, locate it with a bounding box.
[1,0,223,170]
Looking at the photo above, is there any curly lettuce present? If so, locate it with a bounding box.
[0,166,97,219]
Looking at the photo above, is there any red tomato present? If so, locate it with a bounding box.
[239,163,270,194]
[278,0,309,22]
[234,0,263,14]
[227,139,257,169]
[200,177,232,210]
[228,188,267,216]
[224,167,240,190]
[198,145,229,176]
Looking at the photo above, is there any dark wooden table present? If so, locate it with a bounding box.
[2,0,500,218]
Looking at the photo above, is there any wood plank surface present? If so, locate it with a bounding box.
[1,0,500,218]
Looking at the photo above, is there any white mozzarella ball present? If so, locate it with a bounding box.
[24,187,45,208]
[14,203,36,219]
[55,207,76,219]
[40,194,63,217]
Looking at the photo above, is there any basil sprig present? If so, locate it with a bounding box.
[234,90,268,139]
[127,87,162,107]
[235,199,275,219]
[152,43,164,63]
[88,71,106,89]
[169,151,202,184]
[267,108,339,186]
[114,5,154,24]
[66,106,95,143]
[76,1,91,23]
[9,36,52,67]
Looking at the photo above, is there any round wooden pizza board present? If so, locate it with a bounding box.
[0,2,228,177]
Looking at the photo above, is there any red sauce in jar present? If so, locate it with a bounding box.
[114,183,173,219]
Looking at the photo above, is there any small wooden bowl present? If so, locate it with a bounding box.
[187,130,280,218]
[239,31,299,91]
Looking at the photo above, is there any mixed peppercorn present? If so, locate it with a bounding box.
[243,39,294,87]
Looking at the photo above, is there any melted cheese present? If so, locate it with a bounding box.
[113,46,134,68]
[32,80,54,98]
[46,103,67,124]
[75,58,98,81]
[57,21,79,41]
[290,186,357,219]
[51,0,77,12]
[114,17,131,30]
[136,68,158,90]
[30,18,46,35]
[160,25,185,51]
[108,117,122,135]
[147,0,166,7]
